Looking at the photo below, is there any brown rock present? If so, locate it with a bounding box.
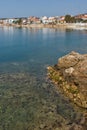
[48,51,87,108]
[58,51,83,69]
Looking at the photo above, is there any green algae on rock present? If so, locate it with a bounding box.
[47,51,87,109]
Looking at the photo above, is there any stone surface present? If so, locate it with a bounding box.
[47,51,87,108]
[47,51,87,130]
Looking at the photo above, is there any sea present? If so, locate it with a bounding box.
[0,26,87,130]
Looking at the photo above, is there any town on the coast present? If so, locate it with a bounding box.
[0,13,87,28]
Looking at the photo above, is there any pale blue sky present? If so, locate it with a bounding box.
[0,0,87,18]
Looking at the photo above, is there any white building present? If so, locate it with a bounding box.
[48,17,56,23]
[41,16,49,24]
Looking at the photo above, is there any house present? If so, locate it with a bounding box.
[41,16,49,24]
[22,18,27,25]
[3,19,9,24]
[12,18,20,24]
[8,19,14,24]
[81,14,87,20]
[27,17,31,24]
[28,16,41,24]
[58,16,66,23]
[27,17,33,24]
[48,17,57,24]
[3,18,15,24]
[75,14,87,22]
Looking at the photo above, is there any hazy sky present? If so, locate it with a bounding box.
[0,0,87,18]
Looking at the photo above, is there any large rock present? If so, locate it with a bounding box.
[58,51,84,68]
[47,51,87,108]
[58,51,87,96]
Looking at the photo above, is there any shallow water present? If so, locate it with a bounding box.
[0,26,87,130]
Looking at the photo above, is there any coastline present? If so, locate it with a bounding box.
[47,51,87,109]
[0,23,87,30]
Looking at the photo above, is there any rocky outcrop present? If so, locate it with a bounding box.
[47,51,87,109]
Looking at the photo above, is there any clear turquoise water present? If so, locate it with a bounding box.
[0,26,87,130]
[0,27,87,64]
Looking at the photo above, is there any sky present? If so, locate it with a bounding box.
[0,0,87,18]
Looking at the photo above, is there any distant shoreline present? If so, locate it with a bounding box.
[0,23,87,30]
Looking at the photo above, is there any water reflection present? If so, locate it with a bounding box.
[1,26,14,36]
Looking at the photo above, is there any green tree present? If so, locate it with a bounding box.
[65,15,76,23]
[65,15,72,23]
[84,20,87,23]
[70,17,76,23]
[17,18,22,25]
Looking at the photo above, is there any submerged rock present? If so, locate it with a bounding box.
[47,51,87,109]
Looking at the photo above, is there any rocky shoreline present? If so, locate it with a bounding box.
[47,51,87,129]
[47,51,87,108]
